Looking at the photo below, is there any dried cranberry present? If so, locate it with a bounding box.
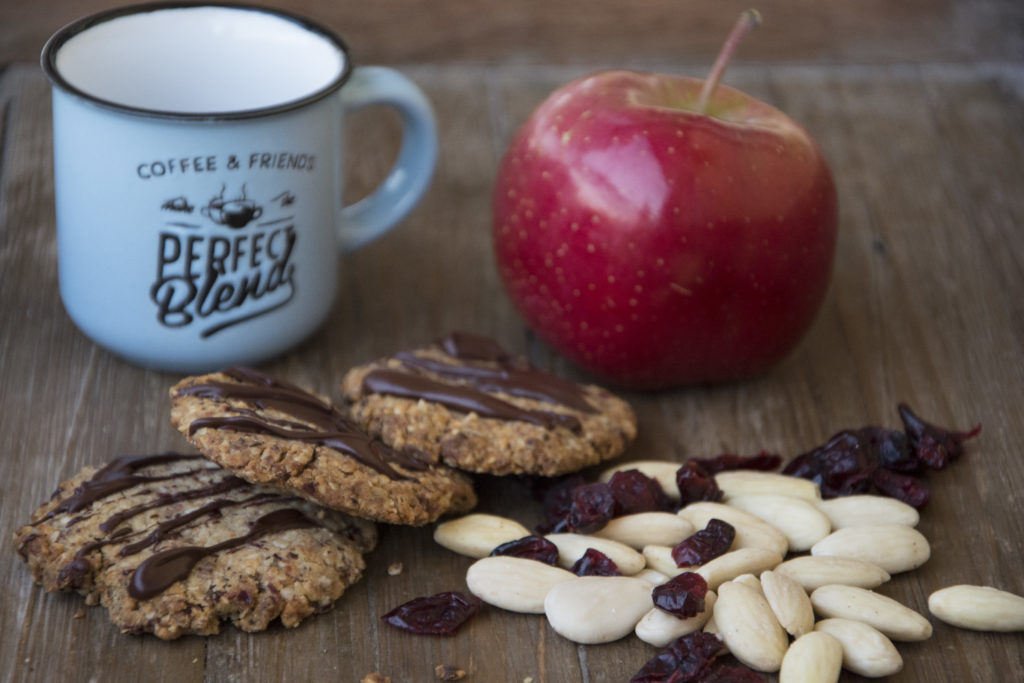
[691,451,782,475]
[535,473,587,533]
[675,461,722,506]
[608,469,673,515]
[816,432,877,496]
[490,535,559,565]
[701,662,767,682]
[541,473,586,512]
[542,516,570,534]
[772,404,980,510]
[652,572,708,618]
[872,468,931,509]
[570,548,621,576]
[862,427,922,474]
[630,632,725,683]
[672,519,735,567]
[381,592,482,636]
[783,430,877,498]
[899,403,981,470]
[567,482,615,533]
[831,469,875,498]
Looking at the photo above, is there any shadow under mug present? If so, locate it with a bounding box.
[42,2,438,372]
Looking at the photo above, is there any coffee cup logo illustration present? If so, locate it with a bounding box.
[162,196,195,213]
[201,184,263,228]
[151,184,298,338]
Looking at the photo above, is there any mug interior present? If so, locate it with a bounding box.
[45,3,349,116]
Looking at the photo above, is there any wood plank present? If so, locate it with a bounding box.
[766,64,1024,682]
[2,60,1024,682]
[0,63,208,683]
[4,0,1024,67]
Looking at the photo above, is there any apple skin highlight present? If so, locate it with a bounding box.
[492,70,837,389]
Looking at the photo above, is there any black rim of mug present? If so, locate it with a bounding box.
[41,1,354,121]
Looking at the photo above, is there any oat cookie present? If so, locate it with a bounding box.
[339,332,637,476]
[14,453,377,639]
[170,367,477,525]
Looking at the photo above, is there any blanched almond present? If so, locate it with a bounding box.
[634,568,670,586]
[635,591,717,647]
[543,576,653,644]
[815,495,919,529]
[814,617,903,677]
[466,556,575,613]
[599,461,681,501]
[697,547,784,590]
[434,513,531,558]
[642,545,683,577]
[811,525,929,574]
[726,494,832,551]
[679,502,788,556]
[761,569,815,638]
[702,612,721,637]
[810,585,932,641]
[545,533,646,575]
[714,581,789,672]
[734,573,765,597]
[928,584,1024,632]
[591,512,694,549]
[779,631,843,683]
[775,556,891,591]
[716,470,821,502]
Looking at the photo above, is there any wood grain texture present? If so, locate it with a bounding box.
[3,0,1024,66]
[2,55,1024,682]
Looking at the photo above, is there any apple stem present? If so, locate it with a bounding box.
[696,9,762,114]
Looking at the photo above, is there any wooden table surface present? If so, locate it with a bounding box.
[2,3,1024,681]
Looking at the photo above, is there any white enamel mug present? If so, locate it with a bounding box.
[42,2,438,372]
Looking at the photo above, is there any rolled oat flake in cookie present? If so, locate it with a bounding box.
[14,453,377,639]
[339,332,637,476]
[170,367,477,525]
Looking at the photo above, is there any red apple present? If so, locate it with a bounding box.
[492,12,837,389]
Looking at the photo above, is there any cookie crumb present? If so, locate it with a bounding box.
[387,561,404,576]
[524,678,535,683]
[435,664,466,680]
[362,674,391,683]
[73,609,84,619]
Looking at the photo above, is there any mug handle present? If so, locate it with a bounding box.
[337,66,438,252]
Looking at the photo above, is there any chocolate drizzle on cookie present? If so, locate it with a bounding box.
[17,452,381,637]
[30,453,328,601]
[41,453,212,522]
[128,508,318,600]
[56,474,259,589]
[98,475,249,534]
[363,370,582,431]
[177,366,428,478]
[120,492,282,558]
[360,332,596,431]
[438,331,516,363]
